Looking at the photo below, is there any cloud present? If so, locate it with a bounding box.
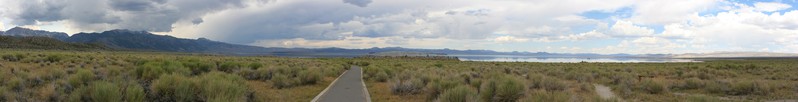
[343,0,372,7]
[2,0,798,53]
[493,36,529,43]
[608,20,654,37]
[1,0,252,32]
[629,0,719,25]
[753,2,791,12]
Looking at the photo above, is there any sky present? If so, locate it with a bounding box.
[1,0,797,54]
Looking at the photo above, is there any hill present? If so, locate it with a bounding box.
[66,29,275,55]
[1,27,69,40]
[0,35,107,50]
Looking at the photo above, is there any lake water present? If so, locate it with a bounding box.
[452,55,698,63]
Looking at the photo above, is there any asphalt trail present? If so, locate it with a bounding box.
[314,66,369,102]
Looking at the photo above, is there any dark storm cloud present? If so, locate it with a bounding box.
[343,0,372,7]
[13,1,66,25]
[109,0,159,11]
[6,0,250,32]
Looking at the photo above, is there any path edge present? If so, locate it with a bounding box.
[310,69,349,102]
[361,66,372,102]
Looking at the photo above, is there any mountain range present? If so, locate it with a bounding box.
[1,27,796,58]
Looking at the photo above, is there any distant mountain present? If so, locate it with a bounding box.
[0,35,107,50]
[10,27,783,58]
[2,27,69,40]
[66,29,275,55]
[671,52,798,58]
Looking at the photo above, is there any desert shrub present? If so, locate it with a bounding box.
[183,61,213,75]
[45,54,64,62]
[7,77,25,92]
[391,77,425,95]
[729,80,773,95]
[426,78,460,99]
[237,69,258,80]
[639,79,665,94]
[565,72,594,83]
[438,85,476,102]
[297,70,321,85]
[197,72,249,102]
[125,84,146,102]
[705,80,732,94]
[68,69,95,87]
[1,54,26,61]
[673,78,705,90]
[68,87,88,102]
[271,73,294,89]
[248,63,263,70]
[136,61,190,80]
[89,81,122,102]
[528,74,566,91]
[152,74,199,102]
[0,86,7,101]
[522,91,570,102]
[481,76,525,102]
[219,62,242,72]
[254,68,273,80]
[43,68,67,80]
[373,71,389,82]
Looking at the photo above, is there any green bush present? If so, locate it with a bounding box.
[248,63,263,70]
[1,54,25,61]
[68,69,95,87]
[271,73,294,89]
[528,74,566,91]
[68,87,88,102]
[729,80,773,95]
[45,54,64,62]
[374,71,389,82]
[152,74,199,102]
[428,80,463,99]
[481,76,525,102]
[183,61,213,75]
[639,79,665,94]
[135,61,190,80]
[391,77,425,95]
[237,69,257,80]
[219,62,242,72]
[495,77,525,102]
[7,77,24,91]
[197,72,249,102]
[438,85,476,102]
[255,68,273,80]
[125,84,146,102]
[89,81,122,102]
[682,78,705,90]
[297,70,322,85]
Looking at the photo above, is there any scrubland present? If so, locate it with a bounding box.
[357,58,798,102]
[2,49,797,102]
[0,49,347,102]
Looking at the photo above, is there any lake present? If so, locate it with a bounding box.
[452,55,698,63]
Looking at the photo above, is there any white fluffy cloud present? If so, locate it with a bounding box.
[753,2,792,12]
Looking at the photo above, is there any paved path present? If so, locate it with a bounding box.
[312,66,370,102]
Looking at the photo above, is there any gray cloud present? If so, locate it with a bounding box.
[5,0,250,32]
[343,0,372,7]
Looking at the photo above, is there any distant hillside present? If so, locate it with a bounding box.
[671,52,798,58]
[66,29,275,55]
[2,27,69,40]
[0,36,107,50]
